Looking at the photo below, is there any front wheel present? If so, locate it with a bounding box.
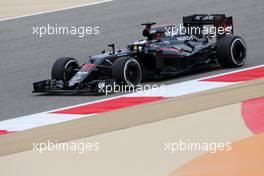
[112,57,142,86]
[216,36,247,68]
[51,57,79,82]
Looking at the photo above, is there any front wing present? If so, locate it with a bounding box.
[32,79,116,94]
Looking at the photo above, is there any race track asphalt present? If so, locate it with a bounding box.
[0,0,263,120]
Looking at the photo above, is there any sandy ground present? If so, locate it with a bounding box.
[171,134,264,176]
[0,78,264,175]
[0,102,252,176]
[0,0,106,19]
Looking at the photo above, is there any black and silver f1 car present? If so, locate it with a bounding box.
[33,14,247,94]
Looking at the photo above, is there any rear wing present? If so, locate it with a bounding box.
[183,14,233,39]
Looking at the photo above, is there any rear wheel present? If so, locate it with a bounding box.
[51,57,79,82]
[216,36,247,68]
[112,57,142,86]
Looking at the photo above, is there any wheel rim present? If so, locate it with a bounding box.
[231,38,246,66]
[124,59,141,86]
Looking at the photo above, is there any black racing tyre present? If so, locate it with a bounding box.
[51,57,79,82]
[216,35,247,68]
[112,57,142,86]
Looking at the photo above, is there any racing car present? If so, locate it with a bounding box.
[33,14,247,94]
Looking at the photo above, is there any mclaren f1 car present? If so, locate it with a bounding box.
[33,14,247,94]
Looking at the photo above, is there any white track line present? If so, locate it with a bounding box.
[0,0,113,22]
